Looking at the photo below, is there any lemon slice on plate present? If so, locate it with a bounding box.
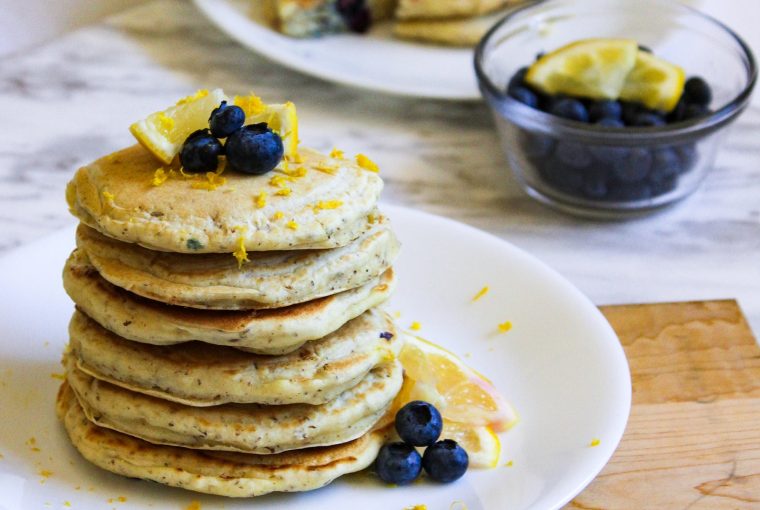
[233,94,299,158]
[129,89,226,164]
[385,333,518,468]
[620,50,685,112]
[526,38,638,100]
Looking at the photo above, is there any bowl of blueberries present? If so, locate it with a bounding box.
[475,0,756,218]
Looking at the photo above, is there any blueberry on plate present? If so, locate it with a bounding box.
[549,98,589,122]
[375,442,422,485]
[179,129,223,173]
[588,100,622,122]
[225,123,284,175]
[422,439,469,483]
[209,101,246,138]
[395,401,443,447]
[509,86,539,108]
[683,77,712,107]
[631,112,666,127]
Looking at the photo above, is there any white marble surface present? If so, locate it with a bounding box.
[0,0,759,334]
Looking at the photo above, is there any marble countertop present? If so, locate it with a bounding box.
[1,0,759,334]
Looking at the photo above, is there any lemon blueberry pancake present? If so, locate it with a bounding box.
[66,144,382,254]
[63,250,395,355]
[65,353,402,454]
[394,9,508,46]
[67,309,402,406]
[57,383,391,498]
[76,216,399,310]
[266,0,397,37]
[395,0,513,19]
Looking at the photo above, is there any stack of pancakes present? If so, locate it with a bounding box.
[58,144,403,497]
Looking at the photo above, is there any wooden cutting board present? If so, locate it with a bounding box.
[565,300,760,509]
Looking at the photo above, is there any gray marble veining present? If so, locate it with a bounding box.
[0,0,759,333]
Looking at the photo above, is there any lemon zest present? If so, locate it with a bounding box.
[232,227,249,268]
[356,153,379,172]
[285,152,304,164]
[255,191,267,208]
[504,460,514,467]
[367,213,377,224]
[330,148,345,159]
[151,168,169,186]
[233,94,266,116]
[275,188,292,197]
[272,211,284,220]
[185,502,202,510]
[191,172,227,191]
[410,321,421,331]
[176,89,209,105]
[590,438,601,447]
[498,321,512,333]
[269,174,290,188]
[314,163,337,175]
[286,220,299,230]
[156,112,175,134]
[283,166,307,179]
[314,200,343,210]
[50,373,65,380]
[472,286,489,302]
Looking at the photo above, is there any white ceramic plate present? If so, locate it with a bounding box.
[0,205,630,510]
[192,0,481,100]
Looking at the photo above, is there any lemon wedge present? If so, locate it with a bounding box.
[233,94,299,158]
[442,422,502,469]
[619,50,685,112]
[526,38,638,100]
[129,89,226,164]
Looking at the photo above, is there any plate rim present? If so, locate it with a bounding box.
[191,0,483,101]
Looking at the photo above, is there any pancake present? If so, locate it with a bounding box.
[66,354,402,454]
[76,216,399,310]
[394,9,507,46]
[57,383,390,497]
[68,309,401,406]
[65,144,383,253]
[63,249,396,355]
[395,0,512,19]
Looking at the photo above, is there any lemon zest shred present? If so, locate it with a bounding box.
[254,192,267,209]
[185,502,202,510]
[232,227,249,268]
[330,148,345,159]
[233,94,266,116]
[191,172,227,191]
[367,213,377,224]
[156,112,174,133]
[272,211,284,220]
[275,188,292,197]
[101,191,115,203]
[590,438,601,447]
[498,321,513,333]
[286,220,299,230]
[504,460,514,467]
[314,200,343,210]
[356,153,379,172]
[472,286,489,302]
[409,321,422,331]
[404,505,427,510]
[314,163,337,175]
[269,175,290,188]
[50,373,65,380]
[175,89,209,105]
[152,168,169,186]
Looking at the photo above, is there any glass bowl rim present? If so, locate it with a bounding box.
[473,0,758,141]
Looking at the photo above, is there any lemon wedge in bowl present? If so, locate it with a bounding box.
[384,333,518,468]
[620,50,685,112]
[526,38,638,100]
[129,89,226,164]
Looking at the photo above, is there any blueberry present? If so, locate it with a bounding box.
[539,161,583,193]
[375,442,422,485]
[549,98,589,122]
[668,97,688,123]
[595,118,625,129]
[555,141,593,169]
[509,86,538,108]
[225,123,284,175]
[395,401,443,447]
[608,181,653,201]
[581,166,610,199]
[631,112,666,127]
[684,77,712,107]
[683,104,709,120]
[611,148,652,182]
[621,102,644,125]
[208,101,246,138]
[507,67,529,95]
[519,131,555,159]
[422,440,469,483]
[650,148,680,181]
[337,0,372,33]
[676,144,698,173]
[588,100,622,122]
[179,129,223,173]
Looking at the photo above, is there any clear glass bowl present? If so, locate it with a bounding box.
[475,0,757,219]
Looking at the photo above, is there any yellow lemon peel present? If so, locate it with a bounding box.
[356,153,379,172]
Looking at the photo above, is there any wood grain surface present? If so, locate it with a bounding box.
[566,300,760,509]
